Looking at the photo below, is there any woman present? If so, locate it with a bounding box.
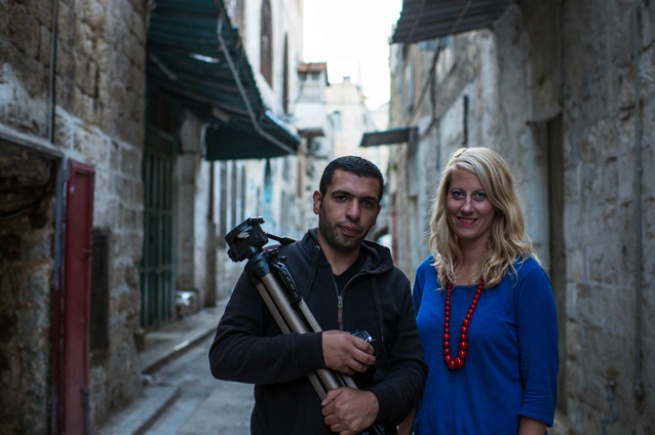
[400,147,558,434]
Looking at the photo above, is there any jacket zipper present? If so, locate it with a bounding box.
[333,275,346,331]
[334,274,363,331]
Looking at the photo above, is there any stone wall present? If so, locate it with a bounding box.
[388,0,654,432]
[0,143,57,434]
[1,0,147,430]
[553,1,654,431]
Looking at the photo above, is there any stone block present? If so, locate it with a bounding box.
[81,0,106,31]
[74,125,109,164]
[75,21,96,61]
[122,31,145,69]
[24,229,53,263]
[72,87,98,123]
[37,23,53,66]
[120,146,141,178]
[23,264,51,308]
[7,3,39,59]
[104,2,128,46]
[115,107,144,145]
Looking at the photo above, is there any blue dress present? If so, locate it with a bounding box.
[412,256,558,434]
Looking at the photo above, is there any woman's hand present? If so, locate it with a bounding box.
[518,416,546,435]
[397,408,416,435]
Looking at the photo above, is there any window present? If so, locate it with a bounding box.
[217,162,245,236]
[283,34,289,113]
[404,62,414,113]
[262,160,273,226]
[332,111,342,130]
[260,0,273,85]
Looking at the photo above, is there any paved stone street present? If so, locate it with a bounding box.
[144,334,254,435]
[97,299,572,435]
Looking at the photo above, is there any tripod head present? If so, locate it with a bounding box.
[225,217,269,262]
[226,217,296,263]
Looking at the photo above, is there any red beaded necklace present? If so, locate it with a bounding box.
[443,278,484,370]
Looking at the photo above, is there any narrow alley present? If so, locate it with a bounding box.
[142,335,253,435]
[2,0,653,433]
[98,299,255,435]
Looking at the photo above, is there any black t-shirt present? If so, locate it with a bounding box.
[333,251,365,293]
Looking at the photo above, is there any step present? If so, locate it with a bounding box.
[97,384,180,435]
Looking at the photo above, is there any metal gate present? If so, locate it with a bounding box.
[140,141,175,329]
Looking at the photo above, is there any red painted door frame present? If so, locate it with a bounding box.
[63,160,95,434]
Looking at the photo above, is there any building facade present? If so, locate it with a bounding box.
[386,0,654,433]
[0,0,303,432]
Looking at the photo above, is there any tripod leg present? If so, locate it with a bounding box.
[255,282,291,333]
[258,275,346,393]
[261,275,312,333]
[297,300,359,390]
[307,372,327,400]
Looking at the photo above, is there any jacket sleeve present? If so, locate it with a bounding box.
[368,276,428,426]
[208,268,325,384]
[516,264,559,426]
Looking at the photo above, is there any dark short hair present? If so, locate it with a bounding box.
[319,156,384,201]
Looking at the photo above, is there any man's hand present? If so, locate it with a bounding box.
[321,387,379,435]
[322,330,376,375]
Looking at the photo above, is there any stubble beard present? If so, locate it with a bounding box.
[318,209,366,254]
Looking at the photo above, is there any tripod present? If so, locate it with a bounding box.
[225,217,385,435]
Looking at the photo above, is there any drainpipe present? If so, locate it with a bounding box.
[48,2,65,433]
[215,13,296,155]
[49,0,59,143]
[632,0,644,399]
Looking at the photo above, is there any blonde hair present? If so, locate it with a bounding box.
[428,147,538,288]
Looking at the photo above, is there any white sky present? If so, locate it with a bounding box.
[302,0,403,110]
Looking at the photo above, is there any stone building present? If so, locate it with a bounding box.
[382,0,654,433]
[0,0,302,432]
[294,62,334,231]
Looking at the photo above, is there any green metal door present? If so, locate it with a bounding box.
[140,139,175,329]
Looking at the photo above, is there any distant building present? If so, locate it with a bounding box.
[326,76,391,242]
[294,62,333,230]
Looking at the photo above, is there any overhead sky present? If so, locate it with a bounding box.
[302,0,403,110]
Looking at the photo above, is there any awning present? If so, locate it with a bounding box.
[391,0,510,44]
[147,0,301,160]
[360,126,418,147]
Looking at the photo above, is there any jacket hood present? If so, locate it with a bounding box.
[299,228,395,275]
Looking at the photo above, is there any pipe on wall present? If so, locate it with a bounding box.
[48,2,64,433]
[48,0,59,143]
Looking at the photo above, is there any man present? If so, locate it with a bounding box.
[209,156,427,435]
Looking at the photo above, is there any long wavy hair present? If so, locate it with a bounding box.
[428,147,538,288]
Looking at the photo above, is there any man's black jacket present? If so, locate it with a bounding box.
[209,229,427,434]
